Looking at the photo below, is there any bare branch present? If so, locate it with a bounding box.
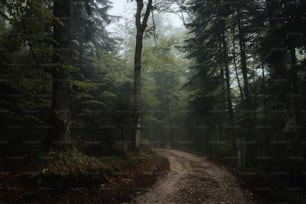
[141,0,153,33]
[151,9,158,48]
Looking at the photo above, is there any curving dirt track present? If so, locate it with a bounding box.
[133,149,255,204]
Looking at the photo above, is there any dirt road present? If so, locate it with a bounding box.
[133,149,255,204]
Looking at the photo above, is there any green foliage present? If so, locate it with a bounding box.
[40,150,106,176]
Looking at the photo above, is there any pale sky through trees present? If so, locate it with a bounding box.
[109,0,184,28]
[108,0,131,16]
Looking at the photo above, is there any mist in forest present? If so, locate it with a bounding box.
[1,0,306,203]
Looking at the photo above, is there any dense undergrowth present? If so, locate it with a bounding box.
[237,167,306,204]
[215,159,306,204]
[0,148,169,203]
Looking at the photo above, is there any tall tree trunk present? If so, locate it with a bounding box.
[289,47,302,138]
[218,40,225,142]
[231,20,244,102]
[237,8,253,167]
[261,57,268,119]
[46,0,72,149]
[221,23,233,126]
[237,8,250,111]
[220,21,236,157]
[133,0,152,150]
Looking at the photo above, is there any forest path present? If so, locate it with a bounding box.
[133,148,255,204]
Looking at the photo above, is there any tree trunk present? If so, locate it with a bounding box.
[261,57,268,119]
[232,22,244,102]
[221,23,233,125]
[133,0,152,150]
[220,21,236,158]
[237,8,253,167]
[218,41,225,141]
[45,0,72,150]
[237,8,250,111]
[289,47,302,138]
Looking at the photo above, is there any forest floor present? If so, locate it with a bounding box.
[133,148,259,204]
[0,149,169,203]
[0,148,269,203]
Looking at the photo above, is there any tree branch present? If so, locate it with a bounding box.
[151,9,158,48]
[141,0,152,33]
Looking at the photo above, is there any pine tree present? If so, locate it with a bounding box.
[45,0,72,149]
